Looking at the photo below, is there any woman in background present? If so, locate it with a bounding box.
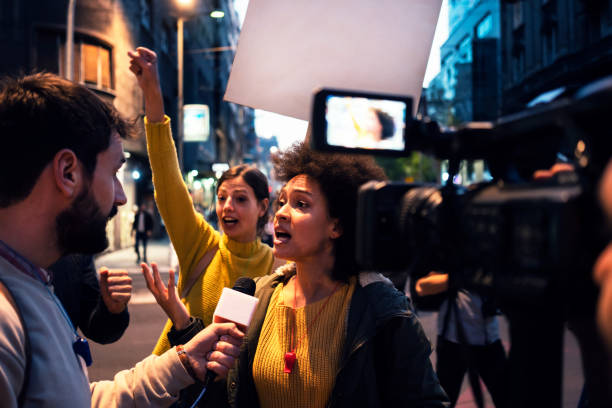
[128,47,279,357]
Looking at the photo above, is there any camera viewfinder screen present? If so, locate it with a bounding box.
[325,96,406,151]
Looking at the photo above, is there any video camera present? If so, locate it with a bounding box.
[310,78,612,307]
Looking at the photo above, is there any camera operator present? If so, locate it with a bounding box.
[415,272,508,408]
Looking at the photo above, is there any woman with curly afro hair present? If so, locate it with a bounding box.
[226,141,448,408]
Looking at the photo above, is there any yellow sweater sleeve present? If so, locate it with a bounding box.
[146,117,275,356]
[144,116,219,294]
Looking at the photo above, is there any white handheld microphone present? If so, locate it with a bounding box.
[192,277,258,408]
[212,277,258,330]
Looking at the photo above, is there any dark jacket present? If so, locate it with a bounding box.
[132,209,154,233]
[49,254,129,344]
[226,265,449,408]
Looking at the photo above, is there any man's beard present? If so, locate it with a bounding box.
[56,187,118,255]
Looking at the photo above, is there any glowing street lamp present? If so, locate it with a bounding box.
[174,0,223,173]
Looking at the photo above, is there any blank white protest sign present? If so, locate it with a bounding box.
[225,0,442,122]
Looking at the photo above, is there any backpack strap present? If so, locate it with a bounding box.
[0,278,31,407]
[180,244,219,299]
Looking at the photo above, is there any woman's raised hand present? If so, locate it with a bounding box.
[128,47,158,91]
[141,262,191,330]
[128,47,165,122]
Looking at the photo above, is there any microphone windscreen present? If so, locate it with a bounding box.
[233,277,256,296]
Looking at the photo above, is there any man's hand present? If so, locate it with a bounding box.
[141,262,190,330]
[128,47,165,122]
[99,268,132,314]
[182,322,244,381]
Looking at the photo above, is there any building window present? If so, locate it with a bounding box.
[511,26,525,81]
[541,0,557,65]
[459,35,472,62]
[477,13,493,38]
[36,30,62,73]
[513,2,524,29]
[160,26,169,55]
[141,0,152,30]
[80,43,112,89]
[542,28,557,65]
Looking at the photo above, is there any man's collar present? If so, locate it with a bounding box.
[0,239,52,284]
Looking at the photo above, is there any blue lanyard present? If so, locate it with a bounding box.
[36,274,93,367]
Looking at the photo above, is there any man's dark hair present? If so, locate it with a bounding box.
[373,108,396,139]
[217,164,270,233]
[0,72,130,208]
[272,141,386,281]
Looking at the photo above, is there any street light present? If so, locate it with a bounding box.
[175,0,225,173]
[65,0,76,80]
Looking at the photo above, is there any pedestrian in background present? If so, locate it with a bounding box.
[49,254,131,344]
[132,203,153,263]
[415,272,508,408]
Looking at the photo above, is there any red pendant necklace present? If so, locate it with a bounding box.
[284,275,340,374]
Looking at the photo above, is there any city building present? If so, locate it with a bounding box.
[425,0,501,126]
[0,0,252,249]
[443,0,501,123]
[422,0,501,185]
[499,0,612,115]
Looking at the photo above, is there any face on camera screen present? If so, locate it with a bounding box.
[325,96,406,151]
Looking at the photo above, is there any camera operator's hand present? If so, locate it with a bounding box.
[532,162,574,180]
[128,47,165,123]
[415,271,449,296]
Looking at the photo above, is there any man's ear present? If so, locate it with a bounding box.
[329,219,343,240]
[53,149,82,198]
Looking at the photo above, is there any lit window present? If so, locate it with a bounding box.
[80,43,112,89]
[477,13,492,38]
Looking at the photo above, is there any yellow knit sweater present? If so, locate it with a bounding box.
[252,278,356,408]
[145,117,275,355]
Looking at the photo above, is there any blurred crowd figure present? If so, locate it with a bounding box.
[415,272,508,408]
[132,203,153,263]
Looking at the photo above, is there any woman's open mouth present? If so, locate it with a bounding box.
[222,217,239,227]
[274,229,292,244]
